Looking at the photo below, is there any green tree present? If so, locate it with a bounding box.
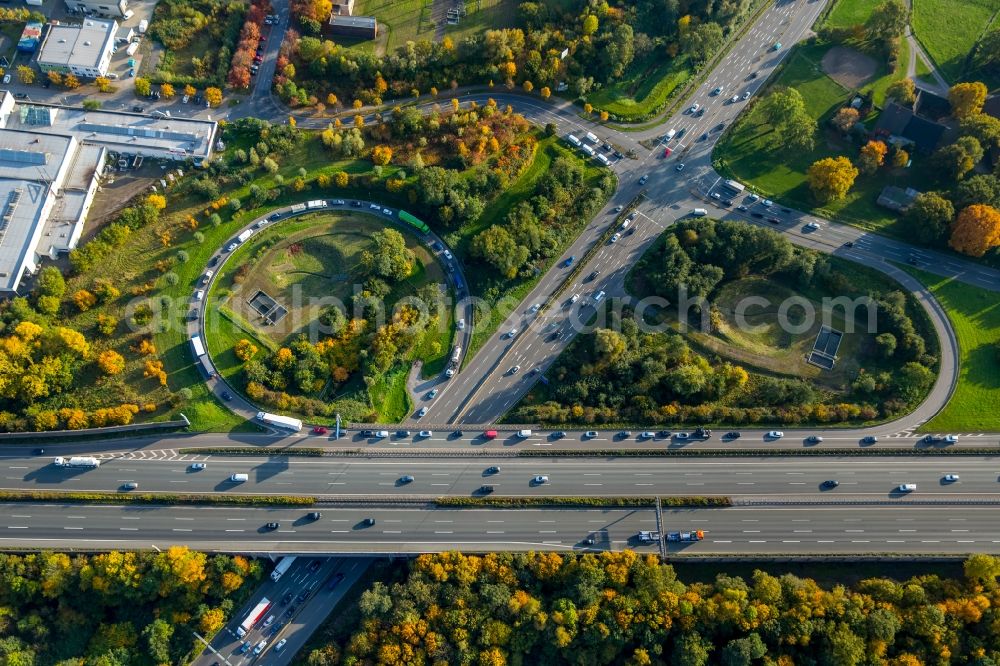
[361,229,414,282]
[905,191,954,243]
[757,88,815,150]
[593,328,626,364]
[470,225,529,278]
[932,135,984,181]
[141,619,173,663]
[681,22,724,64]
[954,174,1000,209]
[885,77,916,105]
[134,77,151,97]
[34,267,66,301]
[865,0,908,40]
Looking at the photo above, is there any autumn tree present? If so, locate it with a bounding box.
[63,74,80,89]
[371,145,393,166]
[807,156,858,202]
[904,191,954,243]
[72,289,98,311]
[95,76,113,93]
[540,86,551,100]
[204,87,223,107]
[949,204,1000,256]
[831,107,860,133]
[234,339,259,362]
[949,81,988,119]
[97,350,126,375]
[134,77,151,97]
[857,140,888,174]
[892,147,909,168]
[335,171,349,187]
[16,65,34,84]
[885,77,916,105]
[160,83,175,99]
[184,84,197,97]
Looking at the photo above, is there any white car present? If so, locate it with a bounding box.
[190,462,206,470]
[675,163,685,172]
[688,103,700,113]
[593,291,606,303]
[427,389,438,399]
[444,250,453,260]
[675,432,689,440]
[445,368,455,377]
[614,205,623,213]
[457,318,466,330]
[274,639,287,652]
[583,431,598,438]
[898,483,917,492]
[610,233,621,243]
[742,91,751,100]
[382,208,393,215]
[730,95,739,103]
[944,435,958,444]
[804,222,821,231]
[528,303,541,314]
[506,329,518,338]
[253,640,268,656]
[416,407,427,417]
[533,475,549,484]
[943,474,960,482]
[418,430,433,437]
[369,203,381,210]
[639,431,656,439]
[621,219,631,230]
[766,431,784,439]
[761,199,774,207]
[375,430,389,438]
[570,294,580,303]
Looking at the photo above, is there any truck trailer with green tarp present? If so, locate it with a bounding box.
[399,210,430,234]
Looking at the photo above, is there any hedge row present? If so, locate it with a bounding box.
[516,448,1000,457]
[0,490,315,506]
[177,447,324,456]
[435,496,732,508]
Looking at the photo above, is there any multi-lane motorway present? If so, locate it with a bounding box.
[3,503,1000,555]
[8,453,1000,498]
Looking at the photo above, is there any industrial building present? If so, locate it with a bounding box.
[325,14,377,39]
[36,19,117,79]
[65,0,130,18]
[0,91,219,295]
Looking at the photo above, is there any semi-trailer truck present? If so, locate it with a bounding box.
[53,456,100,468]
[255,411,303,432]
[270,556,297,582]
[236,598,271,638]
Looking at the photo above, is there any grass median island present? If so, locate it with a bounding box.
[513,218,939,428]
[0,490,316,506]
[904,268,1000,433]
[586,56,692,123]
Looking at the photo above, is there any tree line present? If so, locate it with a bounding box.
[303,551,1000,666]
[0,548,261,665]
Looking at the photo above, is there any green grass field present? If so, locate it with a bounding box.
[912,0,998,83]
[353,0,435,53]
[586,56,692,122]
[905,268,1000,433]
[823,0,882,28]
[713,41,933,237]
[446,0,520,43]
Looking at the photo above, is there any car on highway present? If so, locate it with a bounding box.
[897,483,916,492]
[506,328,519,338]
[509,365,521,374]
[638,175,648,185]
[375,430,389,438]
[416,406,428,417]
[674,432,689,440]
[821,479,840,489]
[274,639,287,652]
[253,640,268,655]
[621,219,631,230]
[712,86,723,95]
[396,430,411,437]
[327,572,345,590]
[750,212,764,218]
[427,389,438,399]
[804,221,821,231]
[399,475,414,484]
[570,293,580,304]
[419,430,433,437]
[486,466,501,474]
[688,103,700,113]
[617,430,632,439]
[528,303,541,314]
[312,426,328,435]
[761,198,774,207]
[122,482,138,491]
[943,474,960,482]
[767,217,781,224]
[766,431,784,439]
[280,591,294,605]
[363,517,376,526]
[663,147,672,157]
[264,522,279,530]
[529,367,540,376]
[721,199,733,207]
[457,318,465,330]
[564,255,576,267]
[586,270,600,281]
[239,641,251,654]
[307,512,322,521]
[295,590,310,603]
[656,430,671,438]
[805,436,824,443]
[190,462,206,470]
[532,475,549,484]
[610,232,621,243]
[675,163,685,172]
[729,95,739,103]
[737,204,749,211]
[742,91,751,100]
[747,71,759,80]
[584,431,599,439]
[551,431,567,439]
[862,435,878,444]
[614,205,623,213]
[639,431,656,439]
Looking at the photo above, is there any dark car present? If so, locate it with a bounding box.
[699,132,709,141]
[452,430,463,437]
[307,512,322,521]
[296,590,309,603]
[547,331,560,342]
[747,71,759,80]
[656,430,671,438]
[586,270,600,281]
[724,431,741,439]
[264,522,279,530]
[478,484,495,494]
[363,517,376,526]
[280,592,293,606]
[551,431,567,439]
[780,208,792,213]
[14,92,29,99]
[351,200,363,207]
[767,217,781,224]
[327,572,345,590]
[284,606,295,618]
[714,122,726,131]
[843,240,854,247]
[131,105,144,112]
[33,447,44,455]
[750,212,764,218]
[395,430,411,437]
[208,255,220,267]
[821,479,840,489]
[721,199,733,207]
[221,391,232,401]
[907,256,920,265]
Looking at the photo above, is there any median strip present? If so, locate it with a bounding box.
[178,447,324,456]
[0,490,316,506]
[434,496,732,508]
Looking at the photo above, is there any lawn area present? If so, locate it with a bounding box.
[446,0,520,43]
[586,55,692,122]
[912,0,998,84]
[905,268,1000,433]
[713,41,934,237]
[353,0,434,54]
[823,0,882,28]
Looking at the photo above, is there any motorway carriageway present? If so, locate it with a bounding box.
[9,455,1000,498]
[2,504,1000,555]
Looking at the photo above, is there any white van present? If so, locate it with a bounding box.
[230,473,248,483]
[517,429,532,438]
[691,208,708,217]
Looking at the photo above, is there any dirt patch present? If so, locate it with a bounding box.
[820,45,878,89]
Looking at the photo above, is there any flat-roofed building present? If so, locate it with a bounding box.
[325,14,377,39]
[37,19,117,78]
[0,91,219,294]
[66,0,129,18]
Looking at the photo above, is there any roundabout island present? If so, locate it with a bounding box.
[189,199,469,429]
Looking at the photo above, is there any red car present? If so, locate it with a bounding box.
[312,426,328,435]
[663,147,672,157]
